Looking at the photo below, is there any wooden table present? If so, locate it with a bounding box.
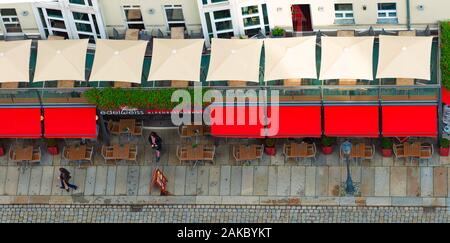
[65,145,86,161]
[14,145,33,161]
[119,119,135,134]
[184,145,205,161]
[290,143,308,157]
[112,144,130,160]
[404,142,421,157]
[238,145,257,161]
[183,125,204,137]
[350,143,366,159]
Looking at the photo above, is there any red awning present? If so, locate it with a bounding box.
[267,106,322,137]
[324,106,379,137]
[0,107,42,138]
[382,105,437,137]
[442,88,450,105]
[210,105,265,138]
[44,107,97,138]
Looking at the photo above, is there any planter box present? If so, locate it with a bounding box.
[47,146,59,155]
[321,146,333,155]
[264,146,276,156]
[382,148,393,157]
[440,147,449,156]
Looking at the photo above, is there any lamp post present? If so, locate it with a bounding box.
[342,140,355,195]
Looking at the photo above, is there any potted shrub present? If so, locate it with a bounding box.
[321,136,334,154]
[47,139,59,155]
[264,138,276,156]
[439,138,449,156]
[381,137,393,157]
[271,27,286,38]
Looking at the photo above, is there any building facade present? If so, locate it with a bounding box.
[1,0,450,44]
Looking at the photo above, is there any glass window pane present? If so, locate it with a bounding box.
[262,4,269,25]
[378,3,396,10]
[217,31,233,38]
[69,0,85,5]
[241,5,258,16]
[46,9,63,19]
[213,10,231,20]
[244,28,260,36]
[388,12,397,17]
[0,9,17,16]
[212,0,228,3]
[165,8,184,21]
[335,4,353,11]
[335,13,344,18]
[347,13,354,17]
[243,16,260,27]
[205,13,213,33]
[76,22,92,32]
[215,20,232,31]
[72,12,89,21]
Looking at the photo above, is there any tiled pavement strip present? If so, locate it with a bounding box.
[0,129,450,222]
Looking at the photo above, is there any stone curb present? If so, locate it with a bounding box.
[0,195,448,207]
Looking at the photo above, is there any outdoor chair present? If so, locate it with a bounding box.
[113,81,132,88]
[84,146,94,165]
[171,27,185,39]
[57,80,75,89]
[48,35,65,40]
[419,144,433,163]
[302,143,317,164]
[1,82,19,89]
[393,143,407,162]
[228,80,247,87]
[128,146,138,163]
[337,30,355,37]
[363,144,375,162]
[125,29,140,40]
[101,146,114,163]
[108,120,120,135]
[131,121,143,137]
[171,80,189,87]
[283,79,302,87]
[31,147,41,164]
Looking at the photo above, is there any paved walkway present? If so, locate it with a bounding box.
[0,129,449,207]
[0,205,449,223]
[0,164,449,207]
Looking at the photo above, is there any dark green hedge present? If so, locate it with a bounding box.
[83,88,204,110]
[442,21,450,89]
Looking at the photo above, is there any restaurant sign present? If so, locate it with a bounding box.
[99,106,201,116]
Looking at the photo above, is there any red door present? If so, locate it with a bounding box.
[291,5,312,32]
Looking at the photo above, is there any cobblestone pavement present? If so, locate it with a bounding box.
[1,205,449,223]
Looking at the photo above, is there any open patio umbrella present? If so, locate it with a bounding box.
[376,35,433,80]
[206,38,263,82]
[0,40,31,83]
[33,39,88,82]
[89,39,147,83]
[319,36,374,80]
[148,39,204,82]
[264,36,317,81]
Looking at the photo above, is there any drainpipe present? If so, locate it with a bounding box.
[406,0,411,30]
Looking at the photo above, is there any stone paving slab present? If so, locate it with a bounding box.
[105,166,116,196]
[253,166,268,196]
[433,167,447,197]
[267,166,277,196]
[174,166,186,196]
[406,167,420,197]
[28,167,43,196]
[290,166,305,196]
[94,166,107,196]
[219,166,230,196]
[208,166,220,196]
[241,166,253,196]
[390,167,406,197]
[276,166,291,196]
[0,167,6,195]
[304,167,316,196]
[39,167,54,195]
[374,167,389,196]
[421,167,433,197]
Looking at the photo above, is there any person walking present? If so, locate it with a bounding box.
[149,131,162,163]
[58,168,78,192]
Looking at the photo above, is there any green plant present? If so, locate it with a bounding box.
[441,21,450,89]
[265,138,275,147]
[47,139,57,147]
[440,138,449,148]
[83,88,207,110]
[321,136,335,147]
[271,27,285,37]
[381,137,393,149]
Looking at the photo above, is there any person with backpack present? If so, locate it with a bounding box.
[149,131,162,162]
[58,168,78,192]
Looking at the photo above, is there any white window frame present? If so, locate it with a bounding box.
[32,0,106,44]
[202,0,229,6]
[335,10,354,20]
[377,3,397,19]
[0,8,23,36]
[122,5,145,30]
[163,4,186,32]
[68,0,92,7]
[238,3,269,37]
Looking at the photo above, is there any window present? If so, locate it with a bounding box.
[0,8,22,34]
[204,9,234,38]
[241,4,270,37]
[377,3,397,18]
[203,0,228,5]
[164,5,186,30]
[123,5,145,30]
[69,0,93,6]
[334,4,354,19]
